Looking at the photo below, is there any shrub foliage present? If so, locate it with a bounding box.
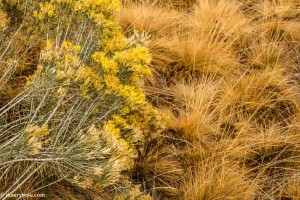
[0,0,162,198]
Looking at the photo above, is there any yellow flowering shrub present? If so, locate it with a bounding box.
[0,0,163,198]
[0,3,7,30]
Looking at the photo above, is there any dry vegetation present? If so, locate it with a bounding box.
[118,0,300,199]
[2,0,300,199]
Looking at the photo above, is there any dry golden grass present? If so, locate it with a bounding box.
[118,0,300,199]
[118,3,183,35]
[182,159,259,200]
[131,137,184,199]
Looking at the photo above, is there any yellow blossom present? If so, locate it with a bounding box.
[113,115,131,129]
[92,52,118,74]
[75,66,103,91]
[103,120,121,139]
[118,85,147,110]
[34,2,56,20]
[101,32,128,53]
[25,124,49,155]
[61,41,81,52]
[104,74,120,91]
[25,124,49,138]
[115,45,152,65]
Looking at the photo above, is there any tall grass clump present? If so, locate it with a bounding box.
[0,0,163,199]
[119,0,300,199]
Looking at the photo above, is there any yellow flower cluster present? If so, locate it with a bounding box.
[118,85,147,110]
[115,45,152,81]
[73,0,120,19]
[55,41,82,82]
[116,45,152,65]
[25,124,49,138]
[0,4,8,30]
[72,122,136,189]
[37,40,105,98]
[104,74,121,91]
[36,39,152,105]
[92,52,119,74]
[33,2,55,20]
[102,31,128,53]
[102,121,136,169]
[25,124,49,155]
[75,66,103,96]
[33,0,120,23]
[113,115,131,129]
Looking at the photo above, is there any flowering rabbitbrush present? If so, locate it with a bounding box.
[0,0,163,198]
